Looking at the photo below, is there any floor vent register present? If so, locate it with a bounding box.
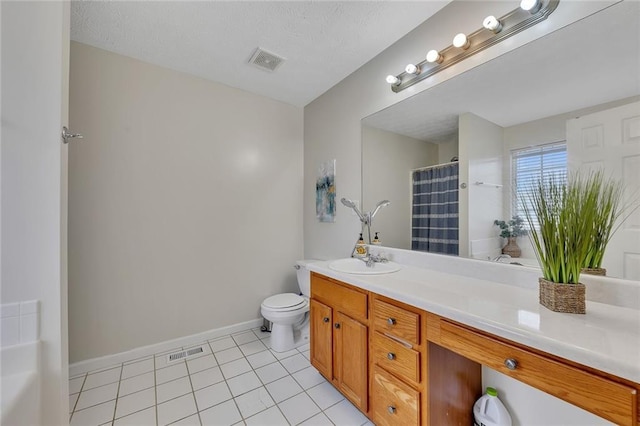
[166,346,204,363]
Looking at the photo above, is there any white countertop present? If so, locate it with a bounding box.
[308,259,640,383]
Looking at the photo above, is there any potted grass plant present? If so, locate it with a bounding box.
[521,172,601,314]
[581,176,627,276]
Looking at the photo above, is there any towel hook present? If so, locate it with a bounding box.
[62,126,83,144]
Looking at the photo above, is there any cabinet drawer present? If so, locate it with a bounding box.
[311,274,367,321]
[373,299,419,345]
[373,332,420,383]
[439,320,637,426]
[371,366,420,426]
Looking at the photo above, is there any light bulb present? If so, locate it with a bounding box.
[405,64,421,75]
[452,33,470,49]
[426,49,443,64]
[520,0,541,13]
[386,75,400,86]
[483,15,502,33]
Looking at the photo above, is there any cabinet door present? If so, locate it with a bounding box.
[310,299,333,380]
[334,311,368,412]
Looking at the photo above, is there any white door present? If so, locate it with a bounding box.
[566,101,640,280]
[1,1,70,423]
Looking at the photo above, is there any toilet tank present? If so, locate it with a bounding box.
[295,260,317,297]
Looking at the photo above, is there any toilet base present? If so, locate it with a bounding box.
[269,320,310,353]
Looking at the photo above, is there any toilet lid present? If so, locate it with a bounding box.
[263,293,305,310]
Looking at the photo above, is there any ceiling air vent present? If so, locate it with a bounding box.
[249,48,285,72]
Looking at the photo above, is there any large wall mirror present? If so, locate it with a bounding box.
[362,1,640,280]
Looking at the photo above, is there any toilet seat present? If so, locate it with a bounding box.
[262,293,306,312]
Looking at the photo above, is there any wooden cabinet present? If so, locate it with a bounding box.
[370,295,429,426]
[310,273,369,412]
[310,273,640,425]
[430,316,639,426]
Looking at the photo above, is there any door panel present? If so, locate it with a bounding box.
[1,2,69,424]
[567,101,640,279]
[334,311,368,412]
[310,299,333,380]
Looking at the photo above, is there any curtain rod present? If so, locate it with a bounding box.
[411,160,459,173]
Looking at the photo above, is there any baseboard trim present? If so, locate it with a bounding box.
[69,318,264,377]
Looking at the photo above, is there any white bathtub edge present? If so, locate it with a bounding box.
[1,341,41,426]
[1,340,40,376]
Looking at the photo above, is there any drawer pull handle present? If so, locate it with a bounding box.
[334,323,341,329]
[387,352,396,360]
[384,332,413,349]
[504,358,518,370]
[388,406,396,414]
[387,318,396,326]
[323,317,330,323]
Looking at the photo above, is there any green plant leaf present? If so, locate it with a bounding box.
[521,171,610,284]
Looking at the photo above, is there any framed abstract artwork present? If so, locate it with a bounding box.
[316,159,336,222]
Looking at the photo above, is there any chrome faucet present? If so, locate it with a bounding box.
[366,253,388,267]
[353,252,388,268]
[341,198,390,245]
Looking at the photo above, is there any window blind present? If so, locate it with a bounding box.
[512,141,567,222]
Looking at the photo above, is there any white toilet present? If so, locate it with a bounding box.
[261,260,315,352]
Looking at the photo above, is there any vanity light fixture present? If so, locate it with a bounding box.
[405,63,421,75]
[386,0,559,92]
[483,15,503,33]
[452,33,470,49]
[520,0,542,13]
[386,75,401,86]
[426,49,444,64]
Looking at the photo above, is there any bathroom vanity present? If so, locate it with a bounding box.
[308,260,640,425]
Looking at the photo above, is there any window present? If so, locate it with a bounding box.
[511,141,567,223]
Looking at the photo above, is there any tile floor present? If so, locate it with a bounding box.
[69,328,372,426]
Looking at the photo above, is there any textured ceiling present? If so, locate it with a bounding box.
[364,1,640,142]
[70,1,449,107]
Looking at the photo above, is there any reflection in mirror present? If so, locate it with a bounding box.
[362,1,640,280]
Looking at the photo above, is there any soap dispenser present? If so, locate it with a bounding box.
[353,233,368,258]
[372,232,381,245]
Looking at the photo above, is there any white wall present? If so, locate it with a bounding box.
[437,136,459,165]
[459,113,504,260]
[1,1,70,423]
[68,43,303,362]
[304,1,619,424]
[362,126,438,250]
[503,96,640,157]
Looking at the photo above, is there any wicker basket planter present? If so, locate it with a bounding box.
[539,278,586,314]
[581,267,607,276]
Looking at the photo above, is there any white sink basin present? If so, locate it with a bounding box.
[328,258,401,275]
